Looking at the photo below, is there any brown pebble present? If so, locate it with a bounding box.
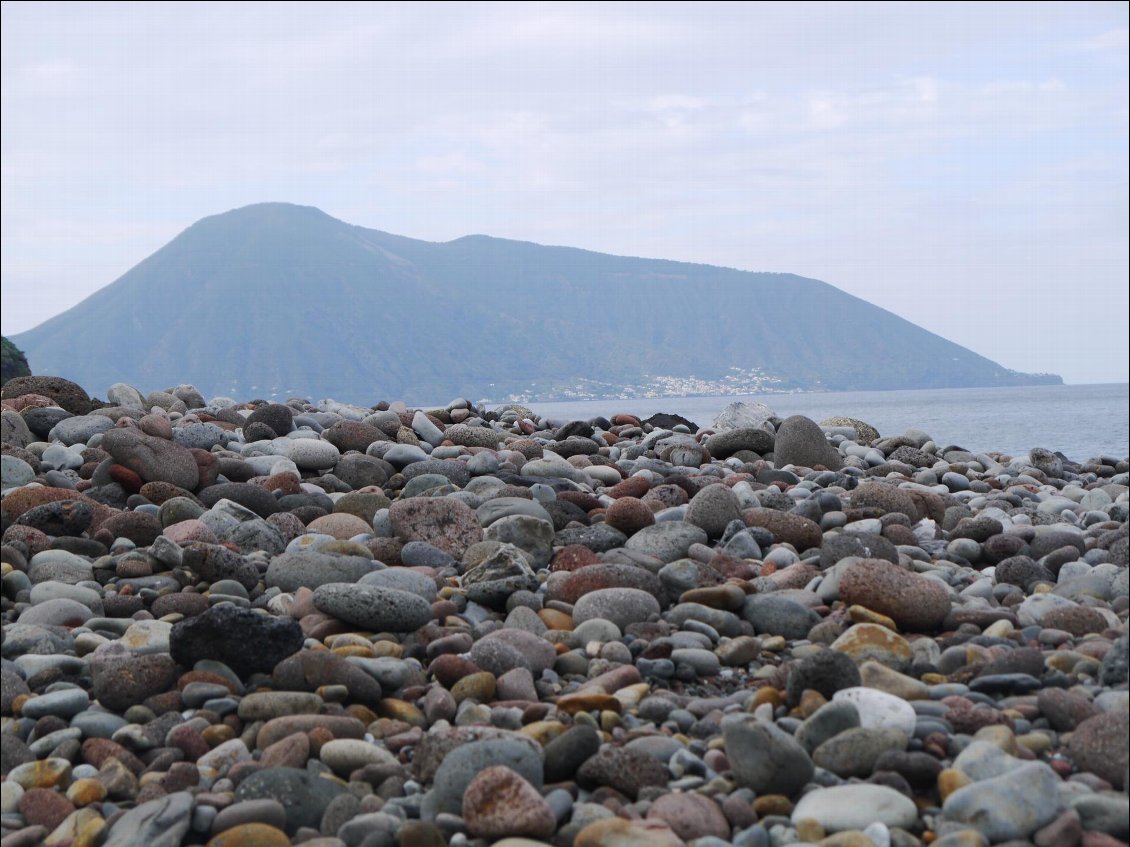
[680,583,746,611]
[167,724,210,761]
[255,715,364,749]
[646,792,732,841]
[794,818,825,842]
[161,761,200,793]
[259,732,310,769]
[462,765,557,839]
[205,823,291,847]
[796,689,828,718]
[538,608,575,629]
[721,793,757,829]
[306,726,334,757]
[937,767,972,801]
[201,724,236,746]
[752,794,793,816]
[752,687,782,710]
[847,604,899,630]
[395,820,447,847]
[345,704,379,725]
[556,692,622,715]
[64,777,108,808]
[82,739,144,775]
[377,699,426,727]
[451,671,496,704]
[549,545,601,572]
[573,817,684,847]
[19,788,75,831]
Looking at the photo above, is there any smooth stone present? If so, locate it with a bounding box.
[572,587,661,631]
[837,557,951,632]
[101,791,193,847]
[319,738,398,775]
[236,692,323,721]
[576,747,670,799]
[234,767,349,834]
[1066,711,1129,790]
[471,628,557,676]
[832,687,917,734]
[358,568,437,601]
[312,583,433,632]
[276,439,340,471]
[543,724,602,783]
[210,804,287,835]
[951,741,1026,781]
[791,784,918,832]
[571,817,685,847]
[20,688,91,720]
[942,761,1061,841]
[100,428,200,489]
[830,624,914,671]
[484,514,556,568]
[477,497,553,527]
[1070,794,1130,840]
[671,647,721,677]
[646,791,732,841]
[18,597,93,628]
[1,455,36,487]
[812,727,908,778]
[432,736,544,815]
[205,823,290,847]
[774,415,844,470]
[27,727,83,757]
[462,765,556,839]
[795,700,861,753]
[742,593,821,640]
[71,711,129,739]
[722,714,813,796]
[624,521,709,563]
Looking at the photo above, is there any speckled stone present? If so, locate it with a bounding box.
[312,583,433,632]
[462,765,557,839]
[837,558,951,632]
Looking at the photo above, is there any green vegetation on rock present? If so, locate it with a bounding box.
[0,336,31,385]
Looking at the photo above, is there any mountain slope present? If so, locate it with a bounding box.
[11,203,1060,403]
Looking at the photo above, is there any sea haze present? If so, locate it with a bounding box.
[531,384,1129,463]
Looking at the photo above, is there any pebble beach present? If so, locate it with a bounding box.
[1,374,1127,847]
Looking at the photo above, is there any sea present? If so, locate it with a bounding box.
[528,383,1129,463]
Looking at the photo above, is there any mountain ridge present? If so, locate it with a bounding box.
[11,202,1061,404]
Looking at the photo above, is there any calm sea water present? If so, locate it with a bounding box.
[530,384,1129,462]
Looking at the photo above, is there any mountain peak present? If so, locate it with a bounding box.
[11,207,1060,404]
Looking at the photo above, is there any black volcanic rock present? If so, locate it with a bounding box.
[644,412,700,431]
[169,604,304,678]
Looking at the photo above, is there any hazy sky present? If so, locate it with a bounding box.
[2,2,1127,384]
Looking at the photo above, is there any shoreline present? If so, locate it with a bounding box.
[2,376,1127,847]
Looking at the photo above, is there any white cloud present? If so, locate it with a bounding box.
[1067,27,1129,53]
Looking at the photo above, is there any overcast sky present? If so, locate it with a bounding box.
[2,2,1127,384]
